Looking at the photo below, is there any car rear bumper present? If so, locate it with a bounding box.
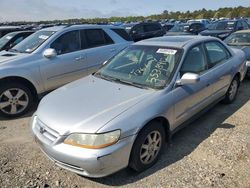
[31,117,136,178]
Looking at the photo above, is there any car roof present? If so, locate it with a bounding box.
[234,29,250,34]
[0,26,22,30]
[135,36,214,48]
[6,30,34,35]
[40,24,124,32]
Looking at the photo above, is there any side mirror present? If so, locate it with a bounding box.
[176,73,200,86]
[43,48,57,58]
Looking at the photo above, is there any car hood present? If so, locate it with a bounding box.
[0,51,29,65]
[36,75,155,135]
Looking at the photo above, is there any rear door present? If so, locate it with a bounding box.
[173,44,214,126]
[40,30,89,91]
[204,41,233,99]
[81,29,118,74]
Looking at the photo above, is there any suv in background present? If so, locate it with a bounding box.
[0,25,132,117]
[200,19,250,40]
[129,22,165,41]
[166,23,205,36]
[0,31,34,51]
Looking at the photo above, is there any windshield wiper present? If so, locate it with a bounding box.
[8,49,19,53]
[95,73,149,89]
[115,79,150,89]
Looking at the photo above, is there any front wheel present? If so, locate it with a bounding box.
[223,76,240,104]
[129,122,166,172]
[0,83,33,118]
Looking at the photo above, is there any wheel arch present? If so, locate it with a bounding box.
[138,116,171,142]
[0,76,38,99]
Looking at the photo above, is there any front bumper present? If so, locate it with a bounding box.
[32,117,136,178]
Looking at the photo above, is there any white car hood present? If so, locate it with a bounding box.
[36,75,155,135]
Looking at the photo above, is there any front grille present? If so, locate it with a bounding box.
[34,118,59,144]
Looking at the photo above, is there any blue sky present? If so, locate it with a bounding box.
[0,0,249,21]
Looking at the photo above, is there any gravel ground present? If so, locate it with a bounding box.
[0,79,250,188]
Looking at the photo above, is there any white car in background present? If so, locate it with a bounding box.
[0,25,133,117]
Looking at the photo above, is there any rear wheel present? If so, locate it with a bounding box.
[129,122,166,172]
[223,76,240,104]
[0,83,33,118]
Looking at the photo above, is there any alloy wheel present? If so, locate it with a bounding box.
[229,80,238,101]
[0,88,29,115]
[140,130,162,165]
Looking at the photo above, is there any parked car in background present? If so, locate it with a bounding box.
[187,19,210,28]
[162,23,175,32]
[225,29,250,77]
[121,23,137,33]
[200,19,250,40]
[32,36,246,178]
[166,23,205,36]
[0,25,132,117]
[0,26,23,38]
[129,22,165,41]
[0,31,34,51]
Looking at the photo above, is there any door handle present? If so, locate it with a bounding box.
[75,56,85,61]
[75,56,82,61]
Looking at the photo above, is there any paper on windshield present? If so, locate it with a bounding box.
[38,35,49,40]
[157,48,177,55]
[6,36,13,40]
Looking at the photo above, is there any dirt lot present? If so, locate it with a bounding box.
[0,79,250,188]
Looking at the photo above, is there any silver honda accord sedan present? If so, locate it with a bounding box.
[31,36,247,178]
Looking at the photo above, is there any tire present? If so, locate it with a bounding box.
[0,82,34,118]
[222,76,240,104]
[129,122,166,172]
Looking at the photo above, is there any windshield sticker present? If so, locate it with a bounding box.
[6,36,13,40]
[38,35,49,40]
[227,22,235,25]
[25,49,32,52]
[157,49,177,55]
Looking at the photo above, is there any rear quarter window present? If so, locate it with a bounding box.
[111,28,133,41]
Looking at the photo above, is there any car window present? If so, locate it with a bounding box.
[236,21,243,30]
[133,25,144,34]
[12,30,55,53]
[180,45,207,76]
[111,28,133,41]
[51,30,80,55]
[13,36,24,45]
[242,21,249,29]
[96,45,182,89]
[144,24,161,32]
[225,33,250,44]
[84,29,113,49]
[204,41,230,68]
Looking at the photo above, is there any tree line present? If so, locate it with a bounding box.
[8,6,250,25]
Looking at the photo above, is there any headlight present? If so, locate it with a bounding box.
[64,130,121,149]
[218,33,229,38]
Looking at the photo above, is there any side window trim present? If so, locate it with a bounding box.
[179,43,208,76]
[84,29,114,49]
[49,30,81,56]
[204,41,232,69]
